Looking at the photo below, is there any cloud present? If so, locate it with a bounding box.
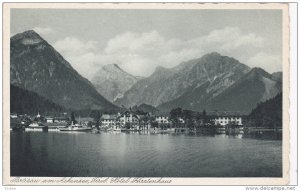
[105,30,165,54]
[33,27,55,36]
[54,37,97,55]
[53,27,276,79]
[194,27,264,51]
[247,52,282,73]
[53,37,100,78]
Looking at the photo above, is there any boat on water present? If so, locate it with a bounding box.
[59,124,92,132]
[26,122,48,132]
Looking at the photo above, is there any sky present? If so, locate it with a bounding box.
[11,9,282,79]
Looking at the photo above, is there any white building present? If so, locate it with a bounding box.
[214,115,242,126]
[46,117,54,123]
[54,117,69,123]
[101,114,117,128]
[155,116,169,124]
[10,113,18,118]
[119,111,139,128]
[178,117,185,124]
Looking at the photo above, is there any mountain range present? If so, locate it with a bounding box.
[158,67,282,113]
[91,64,142,102]
[10,30,118,111]
[10,30,282,115]
[114,57,201,107]
[115,52,282,114]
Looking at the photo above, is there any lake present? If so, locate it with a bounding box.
[10,131,282,177]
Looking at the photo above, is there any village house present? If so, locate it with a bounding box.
[28,113,69,131]
[77,117,93,126]
[46,117,54,123]
[100,111,141,130]
[54,116,69,123]
[10,113,18,118]
[212,111,243,126]
[45,116,69,123]
[101,114,118,129]
[155,115,170,124]
[178,117,185,124]
[118,111,139,128]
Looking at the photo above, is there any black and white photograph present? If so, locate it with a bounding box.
[2,2,293,186]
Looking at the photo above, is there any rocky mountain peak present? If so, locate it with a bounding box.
[247,67,271,79]
[91,63,141,102]
[202,52,221,59]
[11,30,45,45]
[251,67,268,74]
[10,30,117,110]
[198,52,224,64]
[192,53,250,78]
[200,52,240,65]
[116,52,252,108]
[272,71,282,82]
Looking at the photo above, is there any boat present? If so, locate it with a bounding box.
[59,124,92,132]
[26,122,48,132]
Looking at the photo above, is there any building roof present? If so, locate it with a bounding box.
[101,114,117,120]
[120,111,139,118]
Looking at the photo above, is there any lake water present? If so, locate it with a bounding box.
[10,131,282,177]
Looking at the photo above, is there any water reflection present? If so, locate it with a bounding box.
[10,131,282,177]
[242,131,282,140]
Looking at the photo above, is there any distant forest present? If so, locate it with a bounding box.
[246,93,282,128]
[10,84,65,115]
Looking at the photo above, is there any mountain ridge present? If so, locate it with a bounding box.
[115,52,251,108]
[91,63,142,102]
[157,67,282,114]
[10,30,282,114]
[10,30,118,111]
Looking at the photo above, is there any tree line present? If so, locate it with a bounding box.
[10,84,64,115]
[246,93,282,128]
